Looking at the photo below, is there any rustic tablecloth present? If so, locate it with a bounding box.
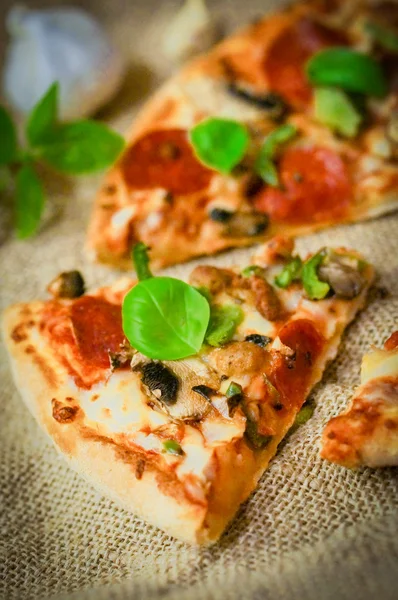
[1,1,398,599]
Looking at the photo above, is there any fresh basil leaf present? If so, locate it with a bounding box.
[0,106,17,166]
[254,124,297,187]
[122,276,210,360]
[15,163,45,239]
[133,242,153,281]
[302,250,330,300]
[306,48,388,98]
[37,120,125,174]
[314,87,362,138]
[275,256,303,288]
[365,21,398,53]
[189,117,249,173]
[26,82,59,147]
[205,304,243,347]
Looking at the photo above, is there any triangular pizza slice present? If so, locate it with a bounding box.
[3,239,374,543]
[87,0,398,269]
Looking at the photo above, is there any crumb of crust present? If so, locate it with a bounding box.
[24,345,35,354]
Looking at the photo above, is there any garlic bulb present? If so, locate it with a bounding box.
[163,0,221,63]
[3,6,126,121]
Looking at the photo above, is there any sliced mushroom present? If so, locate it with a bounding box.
[132,354,221,420]
[227,83,288,121]
[47,271,85,299]
[225,211,269,238]
[318,255,366,299]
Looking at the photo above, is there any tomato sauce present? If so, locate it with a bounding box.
[264,17,346,109]
[268,319,325,408]
[254,146,351,224]
[120,129,213,195]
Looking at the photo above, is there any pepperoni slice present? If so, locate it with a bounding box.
[254,146,351,224]
[70,296,125,369]
[269,319,324,407]
[264,18,346,108]
[120,129,213,195]
[384,331,398,351]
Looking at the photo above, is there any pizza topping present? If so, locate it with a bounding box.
[253,146,351,224]
[133,242,153,281]
[244,334,272,348]
[384,331,398,351]
[121,129,212,195]
[189,117,249,173]
[70,296,125,369]
[306,48,388,98]
[191,385,218,401]
[387,111,398,145]
[224,211,269,238]
[318,253,366,299]
[47,270,85,299]
[302,250,331,300]
[289,400,315,434]
[208,208,233,223]
[242,265,265,278]
[227,84,288,120]
[275,256,303,288]
[205,304,244,347]
[226,381,243,399]
[264,17,345,108]
[162,439,184,456]
[254,124,297,187]
[138,362,179,406]
[313,87,362,138]
[109,341,135,370]
[250,276,282,321]
[190,265,233,295]
[209,341,267,377]
[123,276,210,361]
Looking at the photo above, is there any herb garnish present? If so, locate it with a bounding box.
[0,82,125,238]
[122,245,210,361]
[314,87,362,138]
[189,117,249,173]
[254,124,297,187]
[306,48,387,98]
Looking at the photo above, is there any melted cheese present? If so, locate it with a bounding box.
[361,348,398,384]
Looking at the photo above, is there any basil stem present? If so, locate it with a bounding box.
[306,48,388,98]
[133,242,153,281]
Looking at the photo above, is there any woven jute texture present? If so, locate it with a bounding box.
[1,1,398,599]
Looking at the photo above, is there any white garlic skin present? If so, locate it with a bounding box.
[163,0,221,63]
[3,6,126,121]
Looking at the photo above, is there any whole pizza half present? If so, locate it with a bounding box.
[3,239,375,543]
[87,0,398,269]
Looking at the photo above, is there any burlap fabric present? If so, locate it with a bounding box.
[1,1,398,599]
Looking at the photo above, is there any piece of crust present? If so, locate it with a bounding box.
[2,246,375,543]
[86,0,398,270]
[320,331,398,468]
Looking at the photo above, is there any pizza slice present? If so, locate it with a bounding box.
[3,239,374,543]
[321,331,398,468]
[87,0,398,269]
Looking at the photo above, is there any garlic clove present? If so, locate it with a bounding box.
[3,6,126,121]
[163,0,222,63]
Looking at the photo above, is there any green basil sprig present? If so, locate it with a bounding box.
[365,21,398,53]
[306,48,388,98]
[254,124,297,187]
[122,245,210,361]
[0,82,125,239]
[314,87,362,138]
[189,117,249,173]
